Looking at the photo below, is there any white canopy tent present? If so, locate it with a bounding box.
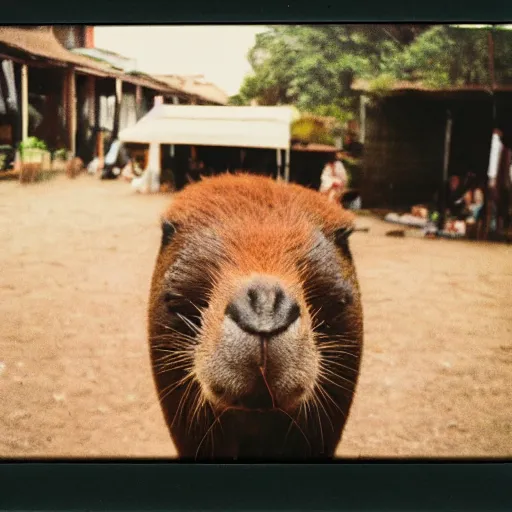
[119,104,295,193]
[119,104,294,149]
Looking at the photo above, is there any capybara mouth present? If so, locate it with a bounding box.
[209,372,307,414]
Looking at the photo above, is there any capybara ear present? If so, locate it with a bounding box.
[333,225,354,259]
[161,219,177,249]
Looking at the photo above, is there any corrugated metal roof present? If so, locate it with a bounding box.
[72,47,137,73]
[154,74,228,105]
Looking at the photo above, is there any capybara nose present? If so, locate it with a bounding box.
[225,276,300,335]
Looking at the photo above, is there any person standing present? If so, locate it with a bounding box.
[487,128,512,233]
[319,153,349,203]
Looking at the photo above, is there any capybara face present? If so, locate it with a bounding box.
[148,173,363,459]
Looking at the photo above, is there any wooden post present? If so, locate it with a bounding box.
[284,147,290,183]
[21,64,28,142]
[112,77,122,138]
[66,67,77,156]
[86,76,95,128]
[438,110,452,231]
[276,148,282,180]
[360,95,367,144]
[97,131,104,161]
[135,84,142,119]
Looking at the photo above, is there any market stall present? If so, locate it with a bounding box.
[118,104,295,192]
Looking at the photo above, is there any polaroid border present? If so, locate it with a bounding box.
[2,0,512,24]
[1,1,511,510]
[1,459,512,510]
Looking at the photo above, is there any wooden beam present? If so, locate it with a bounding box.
[21,64,28,142]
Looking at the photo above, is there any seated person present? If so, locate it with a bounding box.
[464,184,485,223]
[446,175,467,219]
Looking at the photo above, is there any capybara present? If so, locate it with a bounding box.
[148,173,363,460]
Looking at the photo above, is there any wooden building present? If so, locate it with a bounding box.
[0,26,227,166]
[352,79,512,209]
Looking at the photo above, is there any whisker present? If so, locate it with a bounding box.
[311,393,325,452]
[317,371,354,394]
[171,378,196,429]
[320,358,359,375]
[316,383,346,420]
[154,362,194,376]
[158,372,194,405]
[277,407,311,453]
[312,386,334,432]
[177,313,202,334]
[319,362,358,386]
[195,410,227,460]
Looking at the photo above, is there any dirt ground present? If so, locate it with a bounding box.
[0,174,511,459]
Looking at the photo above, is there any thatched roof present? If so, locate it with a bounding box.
[154,74,228,105]
[352,78,512,95]
[0,27,185,94]
[0,26,114,76]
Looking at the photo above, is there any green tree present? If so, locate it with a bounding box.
[233,25,430,116]
[233,24,512,117]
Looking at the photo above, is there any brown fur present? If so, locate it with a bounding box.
[148,173,364,460]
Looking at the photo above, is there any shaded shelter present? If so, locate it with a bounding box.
[119,104,294,190]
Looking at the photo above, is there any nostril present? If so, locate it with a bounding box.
[248,288,259,310]
[287,301,300,326]
[273,288,284,312]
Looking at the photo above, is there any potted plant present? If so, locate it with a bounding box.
[18,137,50,183]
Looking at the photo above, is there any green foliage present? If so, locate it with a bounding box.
[291,116,339,145]
[236,24,512,117]
[367,73,397,96]
[53,148,68,161]
[235,25,431,119]
[390,26,489,87]
[19,137,47,152]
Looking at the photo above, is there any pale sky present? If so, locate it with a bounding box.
[94,26,267,96]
